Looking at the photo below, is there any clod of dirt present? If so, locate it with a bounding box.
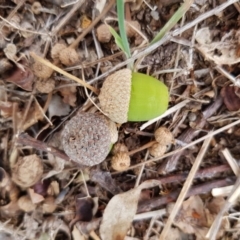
[12,154,44,188]
[59,48,79,66]
[36,78,55,93]
[51,43,67,60]
[61,112,111,166]
[125,20,141,38]
[32,61,53,79]
[42,196,57,213]
[18,195,36,212]
[96,24,112,43]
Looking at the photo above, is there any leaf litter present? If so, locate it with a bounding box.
[1,0,240,240]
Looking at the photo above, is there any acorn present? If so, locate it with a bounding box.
[61,112,113,167]
[99,69,169,123]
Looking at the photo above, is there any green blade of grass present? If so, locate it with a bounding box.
[117,0,131,58]
[108,25,126,53]
[150,0,193,45]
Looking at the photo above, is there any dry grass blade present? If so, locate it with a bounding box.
[159,136,212,240]
[221,148,239,176]
[206,175,240,240]
[30,52,99,94]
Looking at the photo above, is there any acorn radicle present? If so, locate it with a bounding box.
[99,69,169,124]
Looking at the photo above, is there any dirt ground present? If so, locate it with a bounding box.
[1,0,240,239]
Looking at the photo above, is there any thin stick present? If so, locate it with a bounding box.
[15,133,85,168]
[159,136,212,239]
[70,0,116,49]
[88,0,239,84]
[221,148,239,176]
[137,178,235,213]
[128,141,156,156]
[124,118,240,172]
[206,175,240,240]
[30,52,99,95]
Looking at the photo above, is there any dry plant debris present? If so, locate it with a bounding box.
[1,0,240,239]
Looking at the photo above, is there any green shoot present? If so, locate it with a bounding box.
[150,0,193,45]
[108,25,126,54]
[116,0,131,58]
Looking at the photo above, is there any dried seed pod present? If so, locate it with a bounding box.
[3,43,17,60]
[35,78,55,93]
[99,69,169,123]
[111,152,130,171]
[31,1,42,14]
[96,24,112,43]
[61,112,111,166]
[149,143,166,157]
[12,154,43,188]
[154,127,174,146]
[18,195,36,212]
[112,143,128,155]
[42,196,57,213]
[59,48,79,66]
[126,20,141,38]
[32,61,53,79]
[51,43,67,60]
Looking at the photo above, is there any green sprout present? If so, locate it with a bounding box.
[110,0,193,57]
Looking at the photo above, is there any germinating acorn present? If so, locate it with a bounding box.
[99,69,169,124]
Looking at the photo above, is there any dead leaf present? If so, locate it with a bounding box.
[167,195,229,240]
[42,216,71,239]
[0,101,14,118]
[58,84,77,107]
[221,86,240,111]
[48,94,71,119]
[28,188,45,204]
[72,225,86,240]
[17,101,44,130]
[196,28,240,65]
[5,65,34,91]
[100,180,160,240]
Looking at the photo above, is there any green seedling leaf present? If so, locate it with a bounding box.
[108,25,125,53]
[150,0,194,45]
[117,0,131,58]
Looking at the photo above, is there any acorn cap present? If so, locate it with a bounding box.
[96,24,112,43]
[99,69,132,124]
[61,112,111,166]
